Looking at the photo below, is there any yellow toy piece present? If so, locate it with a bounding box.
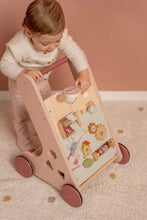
[95,124,107,140]
[80,141,92,158]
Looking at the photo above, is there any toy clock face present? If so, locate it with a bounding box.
[44,83,116,186]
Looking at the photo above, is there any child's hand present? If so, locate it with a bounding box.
[75,69,91,94]
[20,69,43,82]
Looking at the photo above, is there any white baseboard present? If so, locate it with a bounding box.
[0,91,147,101]
[99,91,147,101]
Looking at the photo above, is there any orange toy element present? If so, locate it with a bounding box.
[80,141,92,158]
[88,123,97,134]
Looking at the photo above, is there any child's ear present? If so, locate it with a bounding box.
[25,27,32,38]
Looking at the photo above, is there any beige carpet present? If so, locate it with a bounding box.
[0,100,146,220]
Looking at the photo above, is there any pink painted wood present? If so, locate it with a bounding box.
[16,68,80,192]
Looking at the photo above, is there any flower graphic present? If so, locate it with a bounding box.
[88,123,97,134]
[95,124,107,140]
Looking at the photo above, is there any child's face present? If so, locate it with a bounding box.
[25,28,63,53]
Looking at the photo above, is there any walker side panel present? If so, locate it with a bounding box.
[17,74,80,191]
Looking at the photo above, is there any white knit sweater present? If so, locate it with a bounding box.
[0,28,88,80]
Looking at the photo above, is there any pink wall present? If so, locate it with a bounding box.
[0,0,147,91]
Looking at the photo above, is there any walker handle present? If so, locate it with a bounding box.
[40,57,68,75]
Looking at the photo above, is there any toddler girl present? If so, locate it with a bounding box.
[0,0,90,152]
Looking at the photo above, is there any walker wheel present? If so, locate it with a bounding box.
[118,143,130,164]
[14,155,33,178]
[61,184,83,207]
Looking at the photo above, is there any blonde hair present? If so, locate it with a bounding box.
[23,0,65,35]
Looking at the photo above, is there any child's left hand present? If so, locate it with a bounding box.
[75,69,91,94]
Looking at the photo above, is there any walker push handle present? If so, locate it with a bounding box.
[40,57,68,75]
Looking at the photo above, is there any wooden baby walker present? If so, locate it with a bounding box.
[14,57,130,207]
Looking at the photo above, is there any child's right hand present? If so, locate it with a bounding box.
[20,69,43,82]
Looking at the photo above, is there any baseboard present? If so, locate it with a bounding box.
[0,91,147,101]
[99,91,147,101]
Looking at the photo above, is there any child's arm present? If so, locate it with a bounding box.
[0,48,24,80]
[0,47,43,82]
[59,29,91,93]
[75,68,91,94]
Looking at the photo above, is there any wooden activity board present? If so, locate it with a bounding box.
[44,83,116,186]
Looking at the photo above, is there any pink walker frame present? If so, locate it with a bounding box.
[14,57,130,207]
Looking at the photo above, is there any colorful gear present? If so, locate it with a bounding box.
[88,123,97,134]
[95,124,107,140]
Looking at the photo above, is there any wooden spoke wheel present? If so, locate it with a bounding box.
[61,184,83,207]
[14,155,33,178]
[118,143,130,164]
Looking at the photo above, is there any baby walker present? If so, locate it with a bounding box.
[14,57,130,207]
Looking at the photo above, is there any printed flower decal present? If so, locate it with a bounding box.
[95,124,107,140]
[88,123,97,134]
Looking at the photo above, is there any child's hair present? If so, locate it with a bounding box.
[22,0,65,35]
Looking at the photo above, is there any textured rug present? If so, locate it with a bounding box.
[0,100,146,220]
